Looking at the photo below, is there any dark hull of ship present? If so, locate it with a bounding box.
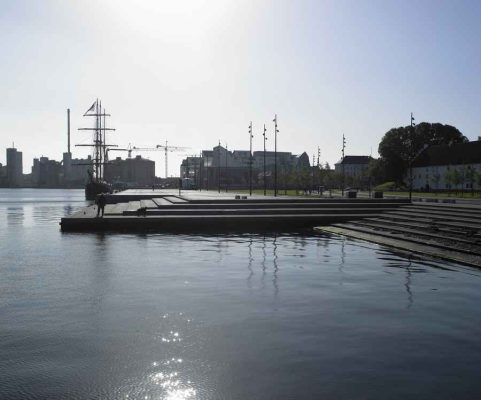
[85,181,112,200]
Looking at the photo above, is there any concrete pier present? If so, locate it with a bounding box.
[60,189,409,233]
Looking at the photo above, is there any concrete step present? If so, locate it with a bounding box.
[315,225,481,268]
[140,199,157,208]
[190,198,410,204]
[152,197,174,206]
[407,204,481,215]
[332,222,481,257]
[122,207,392,216]
[147,202,408,210]
[163,196,188,203]
[352,219,481,246]
[364,217,481,240]
[125,201,142,212]
[371,213,481,232]
[384,210,481,226]
[401,205,481,220]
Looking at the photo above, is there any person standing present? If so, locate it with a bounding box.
[96,193,107,217]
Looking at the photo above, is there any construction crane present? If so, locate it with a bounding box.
[106,144,133,160]
[106,144,158,160]
[156,141,189,178]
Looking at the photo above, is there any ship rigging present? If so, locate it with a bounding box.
[76,99,117,200]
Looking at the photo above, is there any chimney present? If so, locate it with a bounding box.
[67,108,71,154]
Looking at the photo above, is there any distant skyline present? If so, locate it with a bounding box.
[2,0,481,175]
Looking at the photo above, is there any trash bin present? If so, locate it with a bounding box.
[347,191,357,198]
[374,191,383,199]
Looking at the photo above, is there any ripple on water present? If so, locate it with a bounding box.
[2,189,481,399]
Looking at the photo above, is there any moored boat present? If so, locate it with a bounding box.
[77,99,117,200]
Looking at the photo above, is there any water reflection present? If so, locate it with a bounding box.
[405,257,414,308]
[247,237,254,290]
[6,206,24,226]
[272,236,279,298]
[4,190,481,400]
[261,236,267,290]
[339,237,346,286]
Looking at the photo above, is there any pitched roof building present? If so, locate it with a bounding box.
[411,141,481,190]
[334,155,372,177]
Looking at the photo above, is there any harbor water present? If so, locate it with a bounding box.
[1,189,481,399]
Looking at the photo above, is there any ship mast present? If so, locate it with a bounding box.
[77,99,116,182]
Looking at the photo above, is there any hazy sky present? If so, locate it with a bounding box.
[1,0,481,175]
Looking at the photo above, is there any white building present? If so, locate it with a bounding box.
[411,141,481,191]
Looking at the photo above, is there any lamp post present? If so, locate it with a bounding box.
[249,122,253,196]
[199,151,203,191]
[225,143,228,192]
[341,134,346,197]
[217,140,221,194]
[273,114,279,196]
[263,124,267,196]
[317,146,321,195]
[409,113,415,202]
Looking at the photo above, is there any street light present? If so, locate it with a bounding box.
[249,122,253,196]
[273,114,279,196]
[217,140,221,193]
[263,124,267,196]
[341,134,346,197]
[409,112,415,201]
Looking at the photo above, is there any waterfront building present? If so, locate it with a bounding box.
[334,155,372,178]
[411,140,481,191]
[63,154,93,186]
[180,156,202,184]
[6,147,23,187]
[182,145,310,189]
[104,155,155,187]
[0,163,6,186]
[32,157,62,187]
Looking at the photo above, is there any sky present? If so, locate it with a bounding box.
[1,0,481,176]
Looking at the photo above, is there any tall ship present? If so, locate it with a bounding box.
[77,99,116,200]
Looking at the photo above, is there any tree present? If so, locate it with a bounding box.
[367,158,387,186]
[378,122,468,184]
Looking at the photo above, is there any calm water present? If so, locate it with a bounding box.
[1,189,481,399]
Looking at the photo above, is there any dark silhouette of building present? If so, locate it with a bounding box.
[6,147,23,187]
[0,162,7,186]
[32,157,62,187]
[104,155,155,186]
[62,153,93,186]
